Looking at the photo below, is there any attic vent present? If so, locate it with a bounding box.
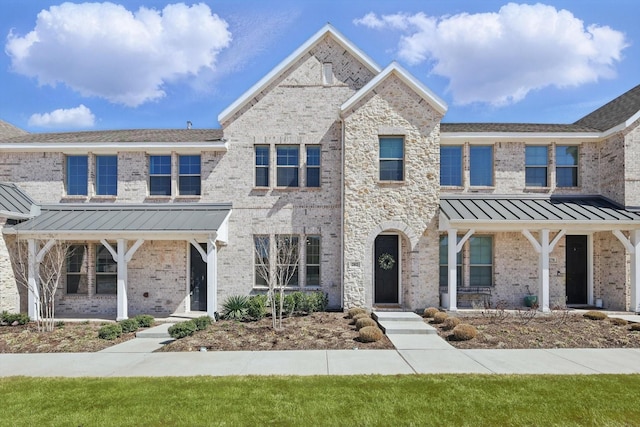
[322,63,333,86]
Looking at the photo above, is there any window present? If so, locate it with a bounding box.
[306,146,321,188]
[255,145,270,187]
[306,236,320,286]
[470,146,493,186]
[254,236,269,287]
[379,137,404,181]
[525,146,548,187]
[277,146,299,187]
[95,155,117,196]
[95,244,117,294]
[440,146,462,186]
[439,235,462,287]
[556,145,578,187]
[149,155,171,196]
[470,236,493,286]
[179,155,201,195]
[277,235,299,287]
[66,245,88,294]
[322,63,333,85]
[66,155,88,196]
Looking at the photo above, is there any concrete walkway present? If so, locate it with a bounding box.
[1,312,639,377]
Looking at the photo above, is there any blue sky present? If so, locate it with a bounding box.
[1,0,638,132]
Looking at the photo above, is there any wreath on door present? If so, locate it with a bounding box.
[378,253,396,270]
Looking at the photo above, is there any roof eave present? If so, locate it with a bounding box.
[0,140,228,153]
[440,131,602,143]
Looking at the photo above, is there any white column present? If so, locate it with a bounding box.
[27,239,40,321]
[539,229,551,312]
[630,230,640,313]
[447,228,458,311]
[116,239,128,321]
[206,238,218,320]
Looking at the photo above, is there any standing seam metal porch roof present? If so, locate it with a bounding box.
[0,183,38,219]
[6,203,232,235]
[440,195,640,224]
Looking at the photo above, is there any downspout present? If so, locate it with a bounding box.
[340,115,345,311]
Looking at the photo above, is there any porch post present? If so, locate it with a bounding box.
[206,237,218,320]
[539,229,551,312]
[116,239,128,321]
[631,230,640,313]
[27,239,40,321]
[447,228,458,311]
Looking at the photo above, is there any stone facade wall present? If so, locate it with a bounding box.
[623,119,640,207]
[342,75,442,310]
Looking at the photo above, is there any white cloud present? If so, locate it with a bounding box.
[28,104,95,128]
[354,3,628,106]
[6,2,231,107]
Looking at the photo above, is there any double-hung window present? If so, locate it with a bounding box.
[277,235,299,287]
[440,146,463,186]
[66,155,88,196]
[525,146,548,187]
[255,145,270,187]
[379,137,404,181]
[556,146,578,187]
[95,244,117,294]
[95,155,117,196]
[179,155,201,195]
[277,146,299,187]
[305,236,320,286]
[470,146,493,186]
[439,235,462,287]
[66,245,88,294]
[149,155,171,196]
[470,236,493,287]
[306,146,321,188]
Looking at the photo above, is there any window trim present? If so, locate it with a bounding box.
[379,136,404,182]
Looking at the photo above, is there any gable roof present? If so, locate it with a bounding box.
[0,120,27,140]
[0,183,39,219]
[340,62,448,116]
[217,23,381,125]
[573,84,640,132]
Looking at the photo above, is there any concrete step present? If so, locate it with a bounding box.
[372,311,424,323]
[136,323,174,339]
[377,320,437,335]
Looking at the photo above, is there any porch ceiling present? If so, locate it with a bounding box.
[4,203,232,240]
[440,195,640,231]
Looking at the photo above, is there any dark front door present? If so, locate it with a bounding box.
[374,235,399,304]
[566,235,588,305]
[190,244,207,311]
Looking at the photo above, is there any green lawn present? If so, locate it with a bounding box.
[1,375,639,426]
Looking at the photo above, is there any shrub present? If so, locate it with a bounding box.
[350,312,369,325]
[432,312,449,324]
[194,316,212,331]
[168,320,197,339]
[359,326,383,343]
[630,323,640,332]
[583,311,607,321]
[248,295,268,320]
[355,317,377,331]
[452,324,477,341]
[119,318,139,333]
[134,314,155,328]
[347,307,367,319]
[300,291,328,313]
[98,324,122,340]
[423,307,439,318]
[609,317,628,326]
[442,316,461,331]
[1,311,30,326]
[222,295,250,321]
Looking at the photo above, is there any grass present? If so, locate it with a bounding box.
[2,375,640,426]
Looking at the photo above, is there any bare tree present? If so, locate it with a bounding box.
[254,234,300,329]
[13,237,70,332]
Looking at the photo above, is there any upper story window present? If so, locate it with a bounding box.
[277,146,299,187]
[66,155,88,196]
[556,145,578,187]
[95,155,118,196]
[379,137,404,181]
[149,155,171,196]
[306,146,321,188]
[440,146,462,186]
[255,145,270,187]
[469,146,493,186]
[178,155,201,196]
[525,146,548,187]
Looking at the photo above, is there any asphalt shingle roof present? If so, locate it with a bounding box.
[0,128,224,144]
[0,120,27,139]
[441,123,599,133]
[574,84,640,131]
